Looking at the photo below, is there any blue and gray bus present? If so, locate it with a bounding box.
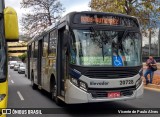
[27,11,143,105]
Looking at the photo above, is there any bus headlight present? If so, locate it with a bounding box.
[70,78,87,91]
[70,78,78,86]
[136,78,142,89]
[79,81,87,91]
[139,68,143,76]
[0,94,6,102]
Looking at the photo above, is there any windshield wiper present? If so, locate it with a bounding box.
[122,29,128,40]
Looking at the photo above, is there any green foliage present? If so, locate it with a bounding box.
[18,53,27,62]
[89,0,160,36]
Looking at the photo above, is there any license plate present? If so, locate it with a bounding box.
[108,92,120,98]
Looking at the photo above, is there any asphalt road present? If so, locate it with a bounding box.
[7,68,160,117]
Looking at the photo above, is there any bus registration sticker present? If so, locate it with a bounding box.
[108,92,120,98]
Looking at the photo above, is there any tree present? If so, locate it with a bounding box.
[89,0,160,35]
[18,53,27,62]
[20,0,65,38]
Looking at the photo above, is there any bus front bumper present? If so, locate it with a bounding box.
[65,80,144,104]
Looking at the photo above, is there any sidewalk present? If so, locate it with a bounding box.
[143,67,160,91]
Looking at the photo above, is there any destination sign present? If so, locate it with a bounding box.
[73,13,138,27]
[81,16,119,25]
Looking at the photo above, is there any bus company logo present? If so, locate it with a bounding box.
[2,109,11,114]
[90,81,109,85]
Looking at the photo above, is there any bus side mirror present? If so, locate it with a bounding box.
[4,7,19,42]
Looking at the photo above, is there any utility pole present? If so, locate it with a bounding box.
[149,29,151,56]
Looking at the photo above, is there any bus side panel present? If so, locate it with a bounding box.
[30,42,38,84]
[37,40,43,86]
[47,57,56,92]
[43,30,57,92]
[33,58,38,84]
[30,43,34,80]
[27,45,32,79]
[41,57,47,89]
[30,57,33,80]
[33,41,38,84]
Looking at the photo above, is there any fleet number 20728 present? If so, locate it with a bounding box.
[120,80,134,85]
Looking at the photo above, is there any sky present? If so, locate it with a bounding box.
[5,0,91,30]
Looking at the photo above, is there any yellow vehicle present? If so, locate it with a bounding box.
[0,0,19,117]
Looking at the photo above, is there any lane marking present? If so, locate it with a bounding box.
[17,91,24,101]
[11,80,14,84]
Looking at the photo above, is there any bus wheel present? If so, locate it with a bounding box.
[51,83,64,106]
[31,72,37,90]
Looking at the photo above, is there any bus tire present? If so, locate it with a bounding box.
[31,72,37,90]
[51,82,64,106]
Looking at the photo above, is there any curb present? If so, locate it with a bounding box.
[144,84,160,92]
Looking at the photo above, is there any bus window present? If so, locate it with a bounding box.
[70,30,114,66]
[49,30,57,56]
[34,41,38,58]
[122,33,141,66]
[43,34,49,57]
[31,42,34,58]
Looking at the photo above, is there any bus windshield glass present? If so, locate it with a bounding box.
[70,29,141,67]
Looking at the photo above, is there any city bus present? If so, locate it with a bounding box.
[0,0,19,116]
[27,11,143,105]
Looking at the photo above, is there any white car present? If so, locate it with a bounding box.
[9,61,17,69]
[18,63,26,74]
[14,63,20,71]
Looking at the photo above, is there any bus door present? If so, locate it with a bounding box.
[57,27,68,96]
[27,45,31,79]
[37,39,43,86]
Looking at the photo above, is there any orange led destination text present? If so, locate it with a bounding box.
[81,16,119,25]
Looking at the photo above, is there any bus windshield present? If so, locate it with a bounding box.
[70,29,141,67]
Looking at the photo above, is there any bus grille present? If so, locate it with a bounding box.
[84,68,140,79]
